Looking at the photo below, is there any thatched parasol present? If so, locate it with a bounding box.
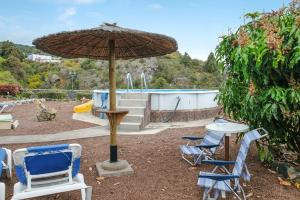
[33,23,177,60]
[33,23,177,175]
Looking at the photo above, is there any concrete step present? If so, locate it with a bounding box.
[119,122,141,131]
[123,114,144,123]
[118,106,145,115]
[119,99,147,107]
[121,93,148,100]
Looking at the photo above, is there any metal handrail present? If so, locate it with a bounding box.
[140,72,148,92]
[126,73,134,91]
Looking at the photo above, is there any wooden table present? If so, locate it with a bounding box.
[205,122,249,168]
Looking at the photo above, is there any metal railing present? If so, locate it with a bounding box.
[140,72,148,92]
[126,73,134,91]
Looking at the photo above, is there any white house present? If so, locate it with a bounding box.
[27,54,61,63]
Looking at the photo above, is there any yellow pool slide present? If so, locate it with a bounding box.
[73,100,93,113]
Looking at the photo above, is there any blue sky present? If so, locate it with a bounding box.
[0,0,292,60]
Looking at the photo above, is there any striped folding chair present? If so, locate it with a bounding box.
[197,128,268,200]
[179,119,228,166]
[0,147,12,200]
[0,103,15,113]
[11,144,92,200]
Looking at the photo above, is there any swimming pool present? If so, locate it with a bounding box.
[93,89,220,127]
[93,88,218,111]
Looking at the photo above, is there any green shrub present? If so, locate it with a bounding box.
[18,91,35,99]
[76,92,92,100]
[151,77,169,89]
[28,74,43,89]
[0,71,18,84]
[216,2,300,160]
[35,91,67,100]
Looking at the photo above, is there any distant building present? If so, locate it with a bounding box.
[27,54,61,63]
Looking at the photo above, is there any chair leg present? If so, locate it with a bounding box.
[203,185,219,200]
[202,190,218,200]
[81,186,92,200]
[181,154,196,166]
[202,188,208,200]
[81,188,86,200]
[5,149,12,179]
[239,184,246,200]
[0,182,5,200]
[85,187,92,200]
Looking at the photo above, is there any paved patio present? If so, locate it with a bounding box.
[0,117,214,144]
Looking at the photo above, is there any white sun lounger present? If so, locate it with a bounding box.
[11,144,92,200]
[0,147,12,200]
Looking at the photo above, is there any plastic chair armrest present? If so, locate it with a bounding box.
[199,173,240,181]
[181,136,204,141]
[196,144,220,149]
[202,160,236,166]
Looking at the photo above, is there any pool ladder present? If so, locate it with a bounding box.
[126,73,133,92]
[140,72,148,92]
[126,72,148,92]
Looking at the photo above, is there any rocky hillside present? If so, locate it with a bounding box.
[0,40,222,89]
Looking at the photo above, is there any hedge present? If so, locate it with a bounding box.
[76,92,92,100]
[35,91,67,100]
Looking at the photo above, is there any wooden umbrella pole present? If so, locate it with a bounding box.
[108,39,118,162]
[108,39,116,112]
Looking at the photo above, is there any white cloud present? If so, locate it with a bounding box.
[58,7,77,25]
[149,3,162,11]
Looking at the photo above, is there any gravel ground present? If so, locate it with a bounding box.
[0,100,96,136]
[2,127,300,200]
[1,99,299,199]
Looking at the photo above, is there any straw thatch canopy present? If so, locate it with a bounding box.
[33,23,178,60]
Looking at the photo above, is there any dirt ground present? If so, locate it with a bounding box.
[0,100,96,136]
[1,127,299,200]
[1,99,299,199]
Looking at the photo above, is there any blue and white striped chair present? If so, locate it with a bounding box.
[0,147,12,200]
[0,103,15,113]
[179,119,228,165]
[197,128,268,200]
[11,144,92,200]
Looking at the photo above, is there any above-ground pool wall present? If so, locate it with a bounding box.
[150,91,221,122]
[92,90,221,122]
[150,91,218,110]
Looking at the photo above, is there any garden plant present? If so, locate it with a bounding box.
[216,1,300,163]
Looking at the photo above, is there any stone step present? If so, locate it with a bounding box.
[121,93,148,100]
[118,106,145,115]
[123,114,144,123]
[118,122,141,131]
[118,99,147,107]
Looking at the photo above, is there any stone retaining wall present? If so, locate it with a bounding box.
[93,106,221,123]
[150,107,221,122]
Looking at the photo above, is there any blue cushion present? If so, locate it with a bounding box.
[15,165,27,184]
[27,144,69,153]
[15,144,81,185]
[25,151,72,175]
[0,148,6,177]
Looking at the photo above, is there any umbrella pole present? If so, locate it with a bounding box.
[108,39,117,162]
